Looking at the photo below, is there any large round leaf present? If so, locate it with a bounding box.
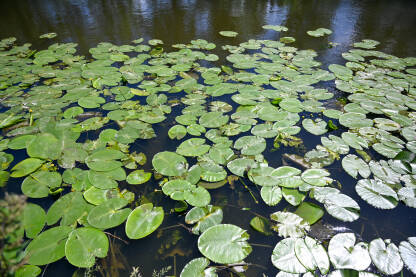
[184,186,211,207]
[11,158,44,178]
[198,224,252,264]
[23,203,46,239]
[328,233,371,271]
[25,226,72,265]
[200,162,227,182]
[168,125,187,140]
[369,238,403,275]
[294,236,330,274]
[234,136,266,155]
[180,257,218,277]
[301,169,331,187]
[260,186,282,206]
[339,113,373,128]
[125,203,164,239]
[342,154,370,179]
[46,191,88,226]
[356,179,398,209]
[177,138,210,157]
[248,166,280,187]
[399,237,416,275]
[85,149,124,172]
[27,133,61,160]
[199,112,229,128]
[126,170,152,185]
[227,158,257,177]
[87,198,131,229]
[152,151,188,177]
[65,227,109,268]
[185,205,223,235]
[302,119,327,135]
[270,211,310,238]
[22,171,62,198]
[271,238,307,274]
[162,179,193,200]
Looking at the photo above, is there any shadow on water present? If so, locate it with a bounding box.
[1,0,416,276]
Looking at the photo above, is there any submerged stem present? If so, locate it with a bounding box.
[238,177,259,204]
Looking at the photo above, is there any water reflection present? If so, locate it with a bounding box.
[0,0,415,57]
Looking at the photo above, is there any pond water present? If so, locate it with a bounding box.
[1,0,416,276]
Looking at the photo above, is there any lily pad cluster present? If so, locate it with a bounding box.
[0,23,415,276]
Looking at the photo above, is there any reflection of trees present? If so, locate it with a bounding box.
[0,0,414,57]
[355,1,416,57]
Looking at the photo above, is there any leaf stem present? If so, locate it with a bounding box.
[238,177,258,204]
[104,232,129,245]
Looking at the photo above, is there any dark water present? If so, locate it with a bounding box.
[1,0,416,276]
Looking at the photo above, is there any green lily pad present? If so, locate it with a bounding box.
[227,158,257,177]
[200,162,227,182]
[342,154,370,179]
[126,170,152,185]
[85,149,124,172]
[307,28,332,37]
[184,186,211,207]
[328,233,371,271]
[234,136,266,155]
[152,151,188,177]
[399,237,416,275]
[302,118,327,135]
[125,203,164,239]
[23,203,46,239]
[46,191,88,226]
[219,31,238,37]
[180,257,218,277]
[294,236,330,274]
[271,238,308,274]
[199,112,229,128]
[87,198,131,229]
[25,226,72,265]
[177,138,211,157]
[168,125,187,140]
[369,238,403,275]
[65,227,109,268]
[270,211,310,238]
[198,224,252,264]
[22,171,62,198]
[27,133,61,160]
[185,205,223,234]
[356,179,398,209]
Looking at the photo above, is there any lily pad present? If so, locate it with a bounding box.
[65,227,109,268]
[87,198,131,229]
[198,224,252,264]
[342,154,370,179]
[399,237,416,275]
[25,226,72,265]
[219,31,238,37]
[168,125,187,140]
[126,170,152,185]
[369,238,403,275]
[177,138,211,157]
[271,238,308,274]
[328,233,371,271]
[294,236,330,274]
[234,136,266,155]
[185,205,223,234]
[125,203,164,239]
[356,178,398,209]
[302,118,327,135]
[152,151,188,177]
[180,257,218,277]
[23,203,46,239]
